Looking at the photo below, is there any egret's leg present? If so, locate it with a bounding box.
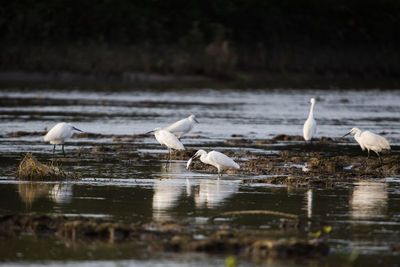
[52,145,56,156]
[376,152,383,164]
[62,144,65,157]
[367,150,370,159]
[166,148,171,170]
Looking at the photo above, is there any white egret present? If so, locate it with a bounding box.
[43,122,83,156]
[187,150,240,177]
[344,127,391,162]
[147,128,185,162]
[164,114,199,139]
[303,98,317,141]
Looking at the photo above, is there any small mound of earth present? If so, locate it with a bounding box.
[17,153,75,181]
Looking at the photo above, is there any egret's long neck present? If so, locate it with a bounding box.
[308,102,315,119]
[200,154,210,165]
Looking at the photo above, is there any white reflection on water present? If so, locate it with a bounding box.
[350,181,388,219]
[17,182,73,206]
[152,179,183,221]
[194,179,239,209]
[49,183,73,204]
[152,162,187,221]
[306,189,313,219]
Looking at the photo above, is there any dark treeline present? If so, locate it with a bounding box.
[1,0,400,83]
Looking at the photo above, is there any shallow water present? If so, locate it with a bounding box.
[0,88,400,266]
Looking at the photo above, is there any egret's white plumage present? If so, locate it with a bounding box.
[149,128,185,163]
[164,114,199,138]
[344,127,391,162]
[188,150,240,176]
[154,129,185,151]
[303,98,317,141]
[43,122,82,155]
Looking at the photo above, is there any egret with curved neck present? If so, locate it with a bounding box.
[187,150,240,177]
[343,127,391,163]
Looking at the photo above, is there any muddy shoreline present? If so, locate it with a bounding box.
[6,131,400,186]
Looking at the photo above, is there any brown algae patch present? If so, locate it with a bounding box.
[17,153,75,180]
[0,214,329,260]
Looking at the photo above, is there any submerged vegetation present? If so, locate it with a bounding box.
[1,0,400,85]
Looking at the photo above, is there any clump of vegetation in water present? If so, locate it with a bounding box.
[17,153,71,181]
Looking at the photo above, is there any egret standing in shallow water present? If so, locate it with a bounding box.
[164,114,199,139]
[187,150,240,177]
[44,122,83,156]
[147,128,185,163]
[344,128,391,163]
[303,98,317,142]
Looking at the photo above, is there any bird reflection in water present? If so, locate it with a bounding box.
[194,179,239,209]
[17,182,73,207]
[350,181,388,219]
[49,183,73,204]
[152,162,187,221]
[306,189,313,219]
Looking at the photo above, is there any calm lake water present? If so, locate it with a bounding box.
[0,88,399,266]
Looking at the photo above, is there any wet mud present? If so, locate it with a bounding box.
[0,214,329,261]
[168,137,399,186]
[10,131,400,186]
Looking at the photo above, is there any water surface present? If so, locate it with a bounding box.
[0,88,399,266]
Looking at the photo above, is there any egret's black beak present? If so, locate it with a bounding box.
[194,118,199,123]
[145,130,154,135]
[343,132,350,137]
[73,127,83,132]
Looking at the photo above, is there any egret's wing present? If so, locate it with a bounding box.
[158,130,185,150]
[209,151,240,169]
[164,118,191,134]
[44,123,71,141]
[362,131,390,150]
[376,135,391,150]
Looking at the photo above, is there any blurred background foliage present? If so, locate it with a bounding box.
[0,0,399,81]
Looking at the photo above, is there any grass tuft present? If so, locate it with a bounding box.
[17,153,70,181]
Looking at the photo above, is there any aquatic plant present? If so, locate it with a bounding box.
[17,153,69,181]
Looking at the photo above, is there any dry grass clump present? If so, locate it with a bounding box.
[17,153,69,181]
